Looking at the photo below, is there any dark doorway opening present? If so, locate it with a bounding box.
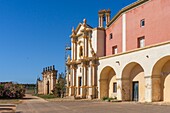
[132,81,139,101]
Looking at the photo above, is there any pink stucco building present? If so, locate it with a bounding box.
[105,0,170,55]
[67,0,170,102]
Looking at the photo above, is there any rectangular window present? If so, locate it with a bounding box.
[140,19,145,27]
[138,36,145,48]
[113,82,117,93]
[112,45,118,54]
[109,33,113,39]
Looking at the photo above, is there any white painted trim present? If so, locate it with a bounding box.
[122,13,126,52]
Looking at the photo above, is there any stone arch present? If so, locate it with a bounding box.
[152,55,170,102]
[100,66,117,99]
[122,62,145,102]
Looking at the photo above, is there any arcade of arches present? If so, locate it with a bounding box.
[100,66,117,99]
[99,57,170,102]
[152,56,170,102]
[121,63,145,102]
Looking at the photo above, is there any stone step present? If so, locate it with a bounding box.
[0,104,16,113]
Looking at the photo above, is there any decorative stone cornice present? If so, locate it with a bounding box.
[116,78,122,80]
[98,9,111,14]
[91,63,98,67]
[67,59,82,66]
[99,41,170,60]
[70,65,77,69]
[144,75,152,78]
[93,27,105,31]
[71,39,76,43]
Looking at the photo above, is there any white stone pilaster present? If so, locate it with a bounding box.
[86,38,88,57]
[73,68,76,86]
[99,16,101,27]
[74,42,77,60]
[71,40,74,60]
[89,66,92,86]
[116,78,122,100]
[145,75,152,102]
[88,65,92,98]
[122,13,126,52]
[92,65,97,86]
[73,42,75,60]
[84,66,87,86]
[43,77,46,94]
[70,68,73,86]
[66,68,69,96]
[51,75,53,92]
[83,38,86,57]
[101,16,103,28]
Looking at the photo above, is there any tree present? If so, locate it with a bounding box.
[54,73,66,97]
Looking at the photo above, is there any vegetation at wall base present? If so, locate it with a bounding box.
[35,94,57,99]
[102,97,115,102]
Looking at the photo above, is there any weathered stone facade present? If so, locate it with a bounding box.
[66,19,106,99]
[38,65,57,95]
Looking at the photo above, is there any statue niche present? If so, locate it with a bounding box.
[79,46,83,57]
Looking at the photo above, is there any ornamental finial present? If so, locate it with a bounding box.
[83,19,86,25]
[71,27,76,36]
[72,27,75,33]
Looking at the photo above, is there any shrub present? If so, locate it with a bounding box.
[0,82,25,99]
[102,96,108,101]
[102,97,115,102]
[107,97,114,101]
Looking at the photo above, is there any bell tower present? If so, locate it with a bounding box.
[98,9,111,28]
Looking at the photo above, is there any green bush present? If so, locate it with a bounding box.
[102,96,108,101]
[107,97,114,101]
[102,97,115,102]
[0,82,25,99]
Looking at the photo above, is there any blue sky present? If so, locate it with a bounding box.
[0,0,136,84]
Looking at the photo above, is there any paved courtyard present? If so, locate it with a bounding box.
[16,95,170,113]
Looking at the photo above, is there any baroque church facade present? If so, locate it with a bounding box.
[66,18,105,99]
[66,0,170,102]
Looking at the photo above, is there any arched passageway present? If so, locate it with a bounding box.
[100,66,117,99]
[47,81,50,94]
[152,56,170,102]
[122,62,145,102]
